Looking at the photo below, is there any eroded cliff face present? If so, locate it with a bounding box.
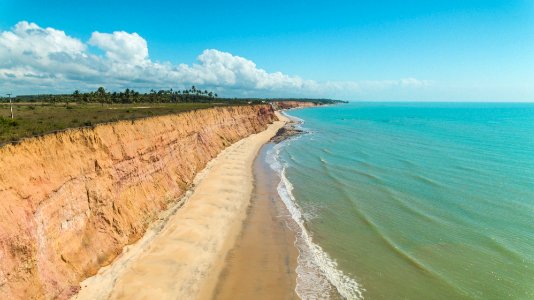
[272,101,319,109]
[0,105,276,299]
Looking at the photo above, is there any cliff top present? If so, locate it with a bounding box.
[0,99,333,146]
[0,86,342,145]
[0,102,222,145]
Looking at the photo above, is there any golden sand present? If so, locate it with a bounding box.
[212,146,299,300]
[75,112,289,300]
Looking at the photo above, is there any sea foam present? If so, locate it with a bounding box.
[266,118,364,300]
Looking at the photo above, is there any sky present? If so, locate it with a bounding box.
[0,0,533,101]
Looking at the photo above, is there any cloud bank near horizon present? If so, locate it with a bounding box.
[0,21,429,98]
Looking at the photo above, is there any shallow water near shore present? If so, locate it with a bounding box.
[213,145,299,300]
[273,103,534,299]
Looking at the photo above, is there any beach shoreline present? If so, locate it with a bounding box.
[74,112,289,299]
[211,144,299,300]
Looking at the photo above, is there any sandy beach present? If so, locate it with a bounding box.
[74,112,290,299]
[212,145,299,300]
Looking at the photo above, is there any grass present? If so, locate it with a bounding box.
[0,102,224,145]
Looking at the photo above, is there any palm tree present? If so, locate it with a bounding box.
[70,90,81,107]
[96,87,107,106]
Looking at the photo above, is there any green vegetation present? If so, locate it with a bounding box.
[8,86,218,105]
[263,98,348,105]
[0,102,218,145]
[0,86,345,145]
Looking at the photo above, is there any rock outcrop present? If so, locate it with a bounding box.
[270,124,304,144]
[0,105,276,299]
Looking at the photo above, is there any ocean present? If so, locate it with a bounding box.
[266,102,534,299]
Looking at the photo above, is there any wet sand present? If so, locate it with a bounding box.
[75,113,289,300]
[212,145,299,300]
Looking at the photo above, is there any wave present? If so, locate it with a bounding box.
[266,141,365,299]
[281,110,305,124]
[411,174,443,188]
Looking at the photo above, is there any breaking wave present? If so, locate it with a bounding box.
[266,133,364,299]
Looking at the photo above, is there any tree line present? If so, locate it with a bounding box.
[0,87,347,106]
[3,86,219,104]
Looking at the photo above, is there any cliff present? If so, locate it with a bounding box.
[0,105,276,299]
[271,101,319,109]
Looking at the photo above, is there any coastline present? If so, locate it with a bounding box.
[211,144,299,300]
[74,112,289,299]
[266,108,363,299]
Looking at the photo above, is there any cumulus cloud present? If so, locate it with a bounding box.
[0,21,94,81]
[174,49,312,90]
[89,31,148,64]
[0,21,429,98]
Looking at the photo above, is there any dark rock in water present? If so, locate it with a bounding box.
[270,123,304,143]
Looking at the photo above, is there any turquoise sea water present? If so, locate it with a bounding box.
[268,103,534,299]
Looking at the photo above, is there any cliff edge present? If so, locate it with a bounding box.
[271,101,319,110]
[0,105,276,299]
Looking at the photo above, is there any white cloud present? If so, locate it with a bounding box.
[174,49,312,90]
[0,21,86,59]
[89,31,148,64]
[0,21,429,98]
[0,21,96,81]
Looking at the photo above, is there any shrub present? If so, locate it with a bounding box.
[0,117,18,127]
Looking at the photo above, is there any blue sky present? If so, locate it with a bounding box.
[0,0,533,101]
